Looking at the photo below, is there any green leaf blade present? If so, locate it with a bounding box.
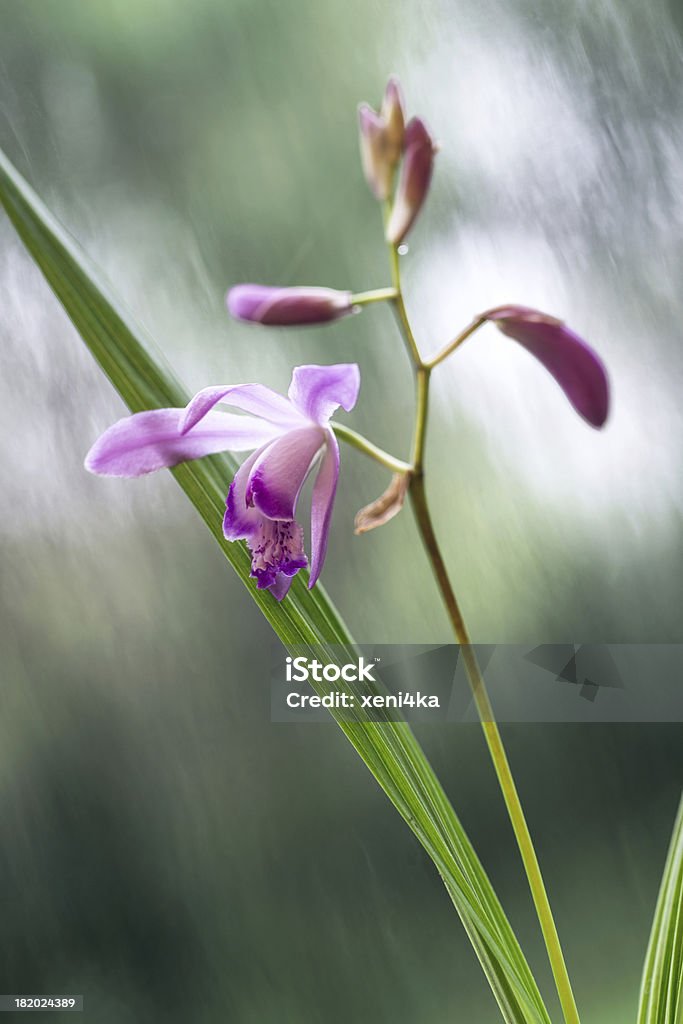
[638,794,683,1024]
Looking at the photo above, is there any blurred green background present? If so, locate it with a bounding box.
[1,0,682,1020]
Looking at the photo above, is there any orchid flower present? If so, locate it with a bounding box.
[85,363,360,600]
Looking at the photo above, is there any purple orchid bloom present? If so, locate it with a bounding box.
[85,363,360,600]
[227,285,354,326]
[481,305,609,428]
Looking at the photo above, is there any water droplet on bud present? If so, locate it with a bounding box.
[397,244,409,256]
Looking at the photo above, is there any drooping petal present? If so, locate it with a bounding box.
[385,117,436,245]
[181,382,305,435]
[308,429,340,588]
[287,363,360,425]
[482,305,610,428]
[227,285,354,326]
[85,409,278,478]
[247,426,326,520]
[223,447,264,540]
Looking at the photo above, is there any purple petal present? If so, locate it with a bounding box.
[403,116,432,150]
[308,429,340,588]
[287,363,361,424]
[223,447,264,540]
[269,574,293,601]
[385,117,436,245]
[482,305,610,428]
[358,104,392,200]
[85,409,278,478]
[358,103,383,135]
[181,383,305,435]
[247,426,326,520]
[227,285,353,326]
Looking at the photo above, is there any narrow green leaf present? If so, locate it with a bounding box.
[0,146,551,1024]
[638,795,683,1024]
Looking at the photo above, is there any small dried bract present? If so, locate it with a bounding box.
[354,472,412,535]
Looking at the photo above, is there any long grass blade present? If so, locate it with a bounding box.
[638,795,683,1024]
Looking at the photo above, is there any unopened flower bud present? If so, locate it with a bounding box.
[385,117,437,246]
[358,76,406,201]
[380,77,405,159]
[227,285,354,326]
[481,305,609,428]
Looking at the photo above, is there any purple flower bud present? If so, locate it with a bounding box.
[227,285,354,326]
[385,117,437,246]
[358,76,406,201]
[482,305,609,428]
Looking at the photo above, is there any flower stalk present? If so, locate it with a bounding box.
[350,287,398,306]
[409,473,581,1024]
[426,315,488,369]
[382,231,582,1024]
[410,364,431,474]
[331,421,411,475]
[384,200,423,368]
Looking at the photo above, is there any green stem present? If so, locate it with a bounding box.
[383,208,581,1024]
[331,421,412,475]
[351,287,398,306]
[410,365,431,473]
[384,203,424,367]
[426,315,488,369]
[410,475,581,1024]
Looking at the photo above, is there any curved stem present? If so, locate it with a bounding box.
[331,421,412,474]
[426,315,488,369]
[410,476,581,1024]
